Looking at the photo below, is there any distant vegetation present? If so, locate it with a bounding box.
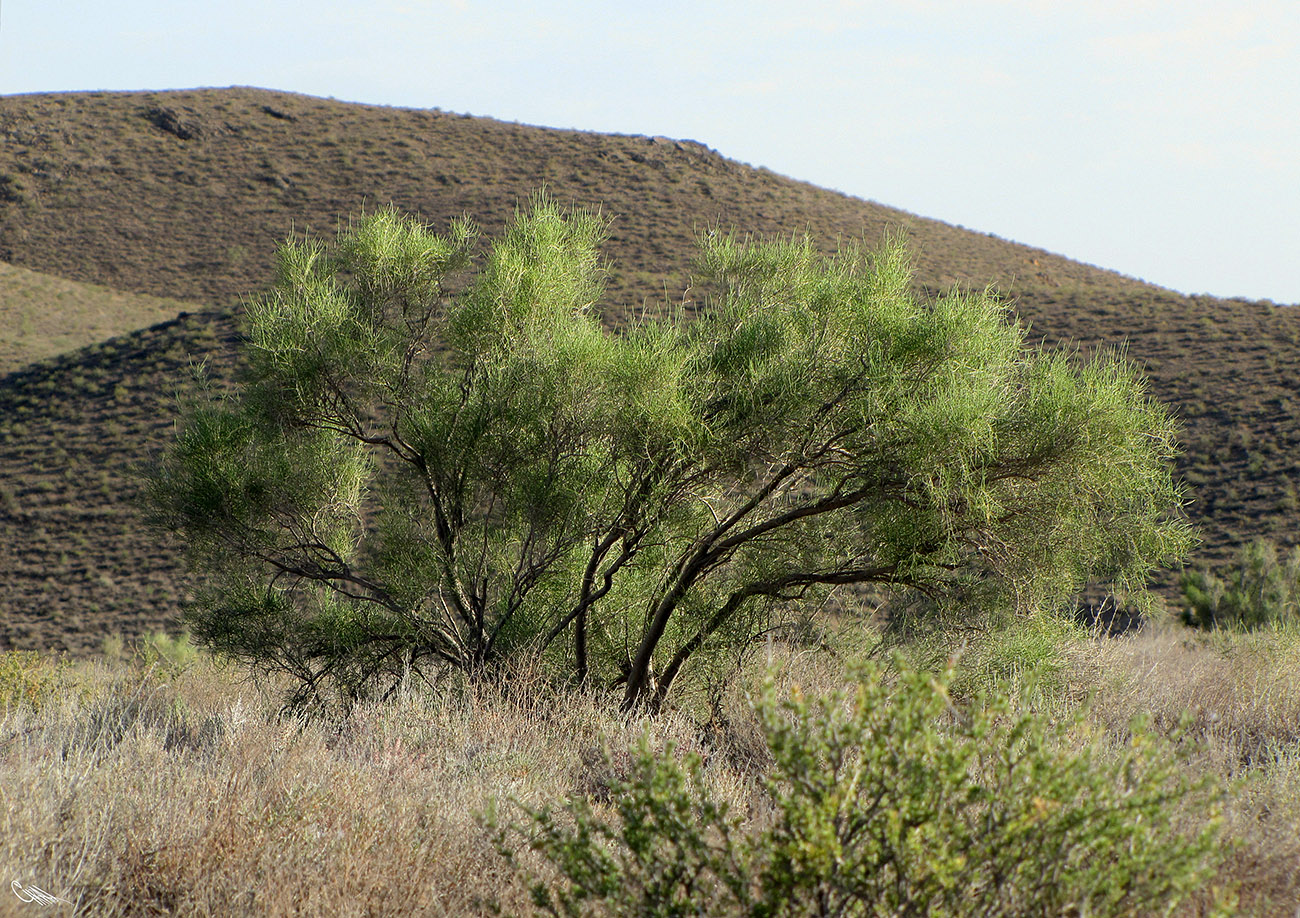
[1182,538,1300,631]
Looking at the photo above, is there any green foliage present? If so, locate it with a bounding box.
[491,737,748,918]
[903,609,1085,702]
[1181,538,1300,630]
[141,630,203,676]
[0,650,69,713]
[149,194,1190,711]
[498,660,1226,917]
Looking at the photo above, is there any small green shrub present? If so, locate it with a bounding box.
[0,650,69,713]
[493,736,748,917]
[101,632,126,661]
[496,659,1225,917]
[901,609,1083,702]
[141,630,202,676]
[1182,538,1300,630]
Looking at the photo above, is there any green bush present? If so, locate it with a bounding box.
[149,195,1189,712]
[898,608,1084,703]
[0,650,69,713]
[140,630,202,674]
[496,659,1224,917]
[493,736,748,918]
[1181,538,1300,630]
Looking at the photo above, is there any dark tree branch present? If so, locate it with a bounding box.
[645,563,905,710]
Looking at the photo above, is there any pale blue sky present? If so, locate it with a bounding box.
[2,1,1296,303]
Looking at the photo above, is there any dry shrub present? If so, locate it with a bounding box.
[0,651,757,916]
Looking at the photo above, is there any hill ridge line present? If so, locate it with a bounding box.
[0,85,1296,652]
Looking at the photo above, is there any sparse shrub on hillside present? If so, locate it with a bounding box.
[495,658,1225,917]
[1181,538,1300,630]
[101,632,127,661]
[99,630,202,677]
[148,194,1189,712]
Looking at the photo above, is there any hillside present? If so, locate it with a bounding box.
[0,261,206,373]
[1,87,1297,653]
[0,88,1144,308]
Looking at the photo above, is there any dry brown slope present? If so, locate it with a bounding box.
[0,87,1297,652]
[0,310,238,651]
[0,87,1149,308]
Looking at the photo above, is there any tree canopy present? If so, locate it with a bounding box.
[149,194,1191,710]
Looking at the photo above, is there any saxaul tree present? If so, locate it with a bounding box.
[149,194,1190,711]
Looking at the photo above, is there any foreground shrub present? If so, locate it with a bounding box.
[1182,538,1300,630]
[149,194,1190,712]
[497,659,1224,917]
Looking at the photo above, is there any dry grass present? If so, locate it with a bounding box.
[1070,624,1300,916]
[1,656,572,915]
[3,626,1299,916]
[0,648,805,916]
